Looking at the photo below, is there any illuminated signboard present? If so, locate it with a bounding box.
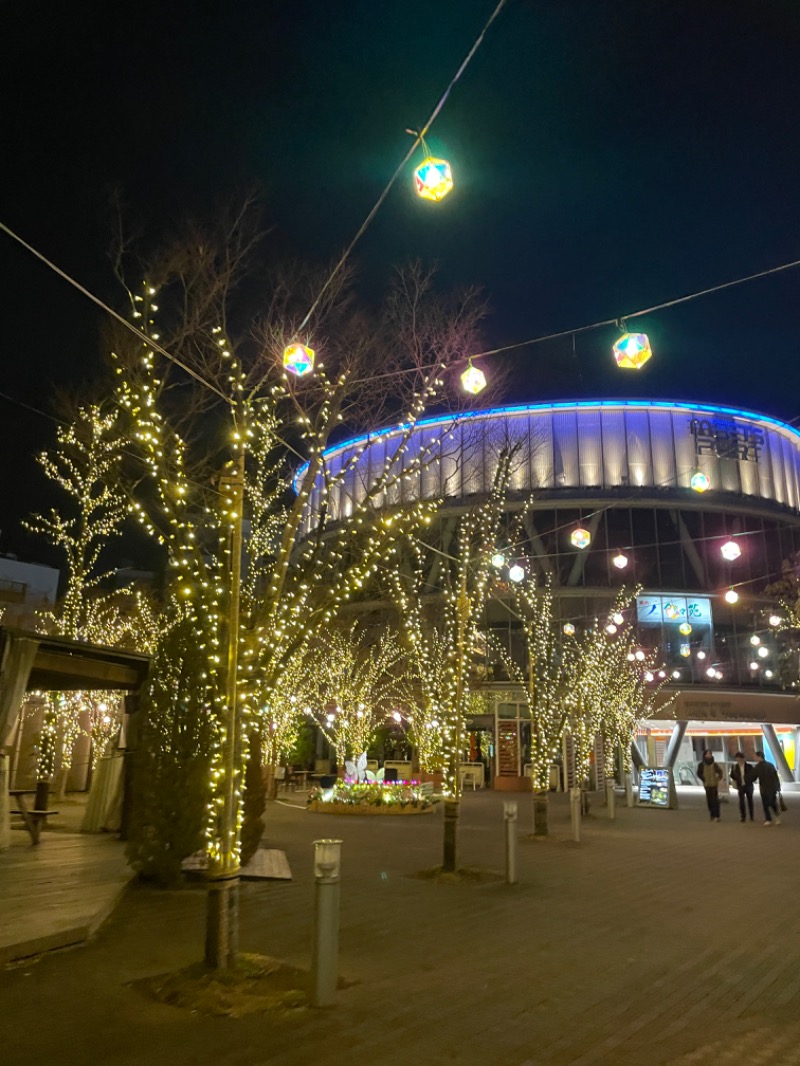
[636,594,712,626]
[637,767,674,808]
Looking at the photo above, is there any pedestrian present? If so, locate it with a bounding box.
[696,749,723,821]
[729,751,755,822]
[752,750,782,826]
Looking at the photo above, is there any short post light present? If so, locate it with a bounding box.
[570,786,582,843]
[503,801,518,885]
[311,838,342,1008]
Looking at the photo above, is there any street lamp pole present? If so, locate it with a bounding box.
[205,446,245,969]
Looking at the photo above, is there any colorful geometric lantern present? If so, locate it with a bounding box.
[508,563,525,583]
[612,551,628,569]
[690,471,710,493]
[612,612,624,626]
[724,588,739,604]
[680,644,691,657]
[720,539,741,562]
[563,622,576,636]
[414,156,454,202]
[283,342,315,377]
[491,552,506,569]
[749,634,761,646]
[571,527,591,550]
[461,362,487,395]
[757,646,769,658]
[679,622,692,636]
[612,331,652,370]
[664,602,679,620]
[768,615,782,627]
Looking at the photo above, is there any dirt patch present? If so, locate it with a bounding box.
[413,865,504,885]
[131,953,311,1017]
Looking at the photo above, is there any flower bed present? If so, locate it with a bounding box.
[307,780,437,815]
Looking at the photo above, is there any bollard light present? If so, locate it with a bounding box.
[313,838,342,880]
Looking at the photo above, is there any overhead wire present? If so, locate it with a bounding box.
[296,0,509,333]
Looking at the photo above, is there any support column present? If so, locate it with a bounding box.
[761,725,793,784]
[663,721,688,769]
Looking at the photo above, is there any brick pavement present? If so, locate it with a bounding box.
[1,788,799,1066]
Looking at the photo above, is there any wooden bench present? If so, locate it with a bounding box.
[9,790,59,844]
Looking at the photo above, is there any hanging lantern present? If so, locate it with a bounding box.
[696,650,707,660]
[563,622,576,636]
[508,563,525,583]
[612,551,628,569]
[283,342,315,377]
[749,634,761,646]
[768,614,782,627]
[491,552,506,569]
[758,646,769,659]
[664,602,679,620]
[571,527,591,550]
[724,588,739,604]
[679,622,692,636]
[612,331,652,370]
[605,623,618,635]
[461,361,487,395]
[414,156,454,202]
[672,670,681,679]
[720,539,741,562]
[680,643,691,657]
[634,649,645,661]
[612,612,624,626]
[690,471,710,493]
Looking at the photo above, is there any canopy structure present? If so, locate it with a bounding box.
[0,626,151,848]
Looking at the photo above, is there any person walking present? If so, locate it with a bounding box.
[730,751,755,822]
[753,750,782,826]
[697,749,723,821]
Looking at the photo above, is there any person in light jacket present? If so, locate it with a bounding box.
[752,750,781,826]
[697,749,723,821]
[729,751,755,822]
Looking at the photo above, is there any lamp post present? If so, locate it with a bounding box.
[205,447,245,969]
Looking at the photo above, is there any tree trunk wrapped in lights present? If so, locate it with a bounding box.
[108,203,492,964]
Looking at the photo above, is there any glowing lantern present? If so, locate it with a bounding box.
[769,615,782,627]
[724,588,739,604]
[605,624,618,635]
[758,646,769,658]
[664,602,679,620]
[612,551,628,569]
[283,342,315,377]
[461,362,487,395]
[563,622,576,636]
[414,157,454,202]
[696,650,707,660]
[571,527,591,550]
[706,666,716,678]
[690,471,710,493]
[680,644,691,657]
[491,552,506,569]
[644,671,654,682]
[634,650,645,661]
[679,622,692,636]
[672,670,681,679]
[749,634,761,646]
[612,612,624,626]
[508,564,525,583]
[612,331,652,370]
[720,539,741,562]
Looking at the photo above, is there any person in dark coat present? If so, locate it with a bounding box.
[729,751,755,822]
[696,749,723,821]
[752,750,781,826]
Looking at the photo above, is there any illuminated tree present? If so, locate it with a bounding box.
[23,403,157,792]
[304,626,406,763]
[109,201,489,963]
[391,450,515,870]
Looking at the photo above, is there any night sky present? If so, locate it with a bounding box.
[2,0,800,561]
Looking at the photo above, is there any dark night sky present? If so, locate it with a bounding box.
[2,0,800,561]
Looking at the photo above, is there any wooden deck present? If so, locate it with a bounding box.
[0,809,131,965]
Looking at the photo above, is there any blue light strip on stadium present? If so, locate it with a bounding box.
[292,399,800,493]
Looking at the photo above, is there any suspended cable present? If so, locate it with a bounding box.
[296,0,509,333]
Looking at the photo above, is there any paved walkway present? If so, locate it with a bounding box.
[2,787,799,1065]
